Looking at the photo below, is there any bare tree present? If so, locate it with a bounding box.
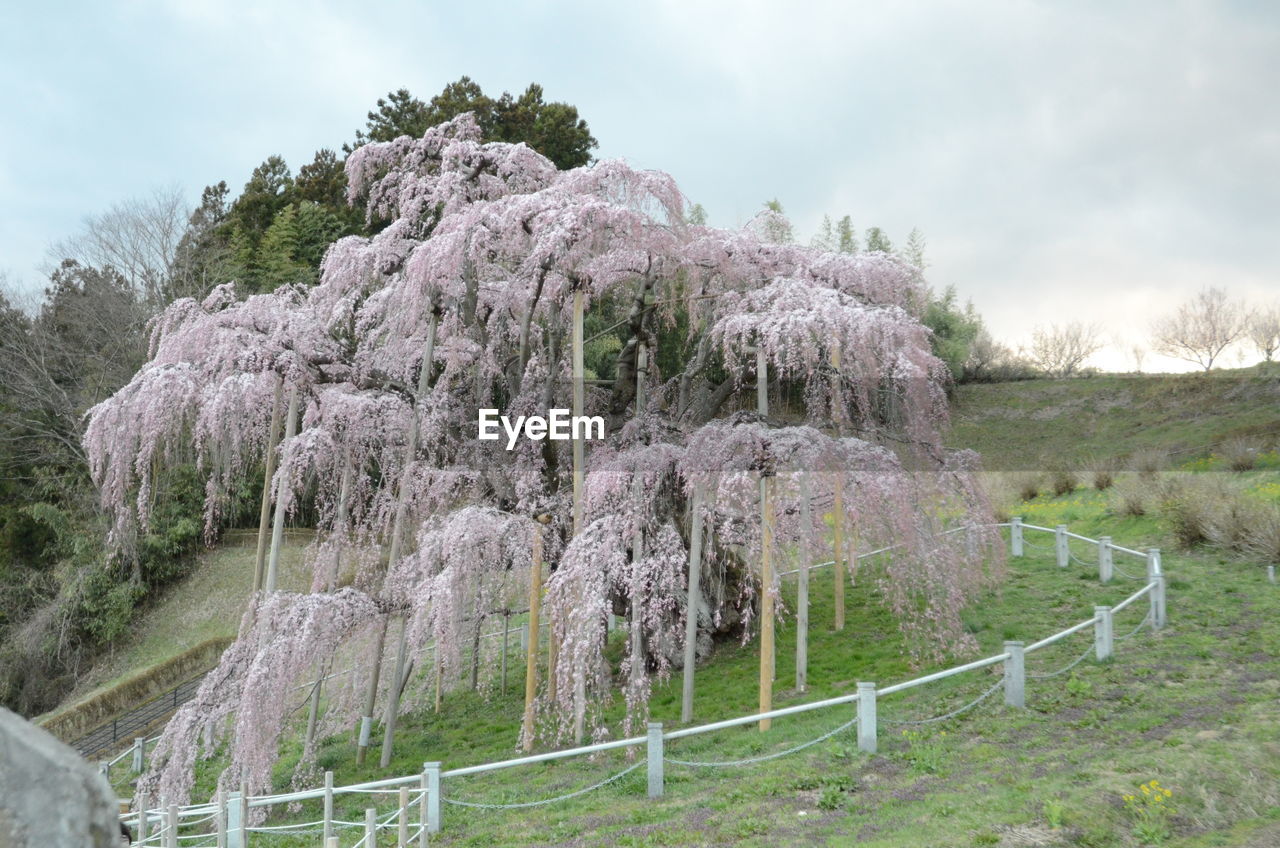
[1026,321,1103,377]
[1246,302,1280,363]
[1131,344,1146,373]
[0,263,148,475]
[1150,286,1244,371]
[45,186,190,308]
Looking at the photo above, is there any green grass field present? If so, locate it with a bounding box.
[107,477,1280,848]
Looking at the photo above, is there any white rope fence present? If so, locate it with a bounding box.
[118,519,1170,845]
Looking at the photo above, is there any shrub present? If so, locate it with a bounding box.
[1204,495,1265,554]
[1244,503,1280,564]
[1112,474,1151,517]
[1220,438,1258,472]
[1087,455,1116,490]
[1129,448,1168,477]
[1017,472,1043,502]
[1159,474,1232,549]
[1050,467,1078,496]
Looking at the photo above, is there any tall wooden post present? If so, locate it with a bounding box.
[796,475,810,692]
[831,346,846,631]
[680,484,704,722]
[759,472,775,731]
[265,383,299,593]
[756,345,776,728]
[522,523,544,752]
[379,615,411,767]
[572,288,585,532]
[500,610,510,693]
[253,377,284,593]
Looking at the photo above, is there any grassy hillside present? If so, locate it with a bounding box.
[51,529,314,713]
[946,369,1280,470]
[85,370,1280,845]
[106,478,1280,848]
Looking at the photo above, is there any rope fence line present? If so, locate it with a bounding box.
[444,762,643,809]
[1028,643,1094,680]
[880,679,1004,726]
[117,519,1170,843]
[665,715,859,767]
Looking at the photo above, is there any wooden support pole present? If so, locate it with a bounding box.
[522,524,543,752]
[832,476,846,631]
[264,383,299,593]
[364,807,376,848]
[1055,524,1069,568]
[355,615,387,767]
[253,377,283,593]
[796,475,810,693]
[759,474,775,731]
[501,610,510,693]
[830,346,846,631]
[571,287,585,533]
[680,484,704,723]
[1011,516,1024,557]
[1098,536,1114,584]
[379,615,410,768]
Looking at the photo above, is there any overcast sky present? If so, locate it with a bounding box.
[2,0,1277,371]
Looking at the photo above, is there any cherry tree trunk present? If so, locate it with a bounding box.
[265,384,299,593]
[252,378,284,593]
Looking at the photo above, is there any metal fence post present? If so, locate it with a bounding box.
[856,682,877,754]
[1094,605,1113,661]
[398,784,409,847]
[1003,641,1025,708]
[1155,574,1167,629]
[132,736,144,773]
[1011,516,1023,557]
[1098,536,1113,583]
[419,769,429,848]
[424,761,441,834]
[647,722,664,799]
[166,804,179,848]
[136,792,149,846]
[1055,524,1069,568]
[1146,549,1160,630]
[323,770,333,842]
[226,791,243,848]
